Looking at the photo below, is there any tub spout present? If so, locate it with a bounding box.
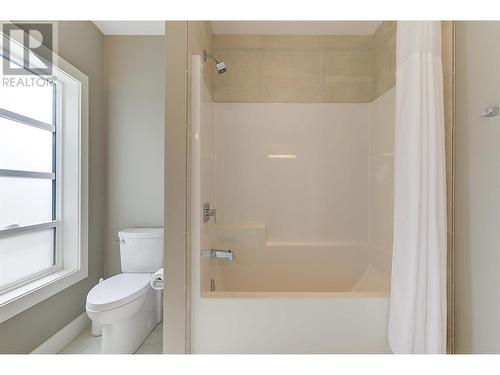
[201,249,235,261]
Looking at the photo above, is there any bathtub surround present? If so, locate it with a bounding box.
[370,88,395,278]
[206,90,395,297]
[389,21,447,354]
[212,103,372,292]
[215,103,370,242]
[190,50,395,351]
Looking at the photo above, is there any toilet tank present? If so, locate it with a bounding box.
[118,228,164,273]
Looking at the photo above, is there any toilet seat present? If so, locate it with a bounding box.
[86,273,151,312]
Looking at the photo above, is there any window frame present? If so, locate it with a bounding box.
[0,24,88,323]
[0,78,61,294]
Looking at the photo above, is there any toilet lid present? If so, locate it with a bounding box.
[86,273,151,311]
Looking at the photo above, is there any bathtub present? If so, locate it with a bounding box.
[193,297,390,354]
[191,227,391,353]
[190,55,392,353]
[192,275,390,353]
[192,239,391,354]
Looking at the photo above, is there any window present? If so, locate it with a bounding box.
[0,24,88,322]
[0,64,58,293]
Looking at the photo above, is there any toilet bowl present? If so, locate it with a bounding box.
[86,228,164,354]
[86,273,162,354]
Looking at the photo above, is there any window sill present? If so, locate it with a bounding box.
[0,266,87,323]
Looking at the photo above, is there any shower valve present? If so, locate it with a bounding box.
[203,202,216,223]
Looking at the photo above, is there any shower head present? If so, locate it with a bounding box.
[203,49,227,74]
[214,60,227,74]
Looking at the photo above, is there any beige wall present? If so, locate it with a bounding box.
[164,20,216,353]
[104,36,165,277]
[188,22,215,96]
[455,21,500,354]
[164,21,189,354]
[0,21,106,353]
[372,22,396,98]
[209,21,397,103]
[211,34,374,103]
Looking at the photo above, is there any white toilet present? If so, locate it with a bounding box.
[86,228,164,354]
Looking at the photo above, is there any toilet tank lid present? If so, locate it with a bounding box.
[118,227,163,239]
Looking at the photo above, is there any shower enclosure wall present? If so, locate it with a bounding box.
[190,23,398,353]
[205,93,395,294]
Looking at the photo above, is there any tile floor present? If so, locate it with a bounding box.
[59,322,163,354]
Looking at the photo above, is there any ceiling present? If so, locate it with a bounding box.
[210,21,383,35]
[93,21,165,35]
[92,21,383,36]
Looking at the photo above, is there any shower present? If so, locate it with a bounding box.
[203,49,227,74]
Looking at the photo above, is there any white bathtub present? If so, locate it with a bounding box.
[190,55,392,353]
[193,229,391,353]
[192,291,390,353]
[192,251,391,354]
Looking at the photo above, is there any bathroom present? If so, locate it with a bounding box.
[2,2,500,372]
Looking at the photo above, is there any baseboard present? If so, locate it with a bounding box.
[31,312,90,354]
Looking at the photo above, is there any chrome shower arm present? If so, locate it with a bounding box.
[203,49,220,63]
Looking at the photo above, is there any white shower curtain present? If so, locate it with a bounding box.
[388,21,447,354]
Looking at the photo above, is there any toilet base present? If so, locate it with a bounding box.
[100,289,161,354]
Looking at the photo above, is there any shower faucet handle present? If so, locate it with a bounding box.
[203,202,216,223]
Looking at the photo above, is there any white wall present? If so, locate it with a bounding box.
[455,21,500,353]
[369,88,395,279]
[214,103,370,242]
[104,36,165,276]
[204,90,395,293]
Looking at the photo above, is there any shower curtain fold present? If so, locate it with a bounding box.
[388,21,447,354]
